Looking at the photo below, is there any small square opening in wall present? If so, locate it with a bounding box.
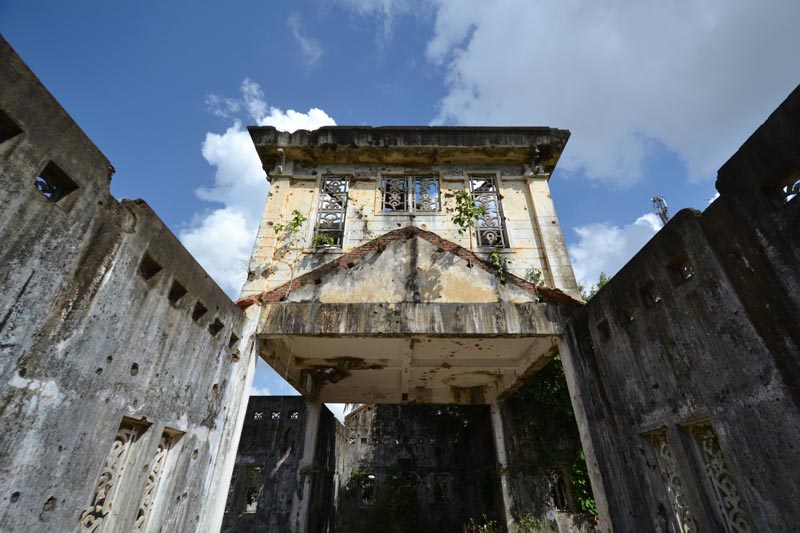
[192,302,208,322]
[270,411,280,420]
[208,318,224,337]
[35,162,78,202]
[616,304,635,326]
[289,411,299,420]
[597,319,611,339]
[228,333,240,349]
[139,254,162,280]
[640,280,662,307]
[168,280,187,304]
[581,335,595,354]
[253,411,264,421]
[668,256,695,284]
[0,108,23,144]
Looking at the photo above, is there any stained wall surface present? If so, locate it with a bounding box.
[221,397,338,533]
[0,37,251,531]
[561,86,800,531]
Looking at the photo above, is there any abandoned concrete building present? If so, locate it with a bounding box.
[1,32,799,533]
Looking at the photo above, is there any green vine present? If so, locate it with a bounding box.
[273,209,307,238]
[311,233,335,248]
[524,266,545,286]
[451,189,487,236]
[489,250,507,282]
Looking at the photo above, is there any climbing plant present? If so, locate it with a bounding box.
[273,209,307,238]
[311,233,335,248]
[451,189,487,236]
[489,250,507,282]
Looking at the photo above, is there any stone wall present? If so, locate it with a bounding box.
[560,85,800,531]
[0,37,251,531]
[222,397,338,533]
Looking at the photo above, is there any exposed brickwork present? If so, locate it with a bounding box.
[236,226,583,309]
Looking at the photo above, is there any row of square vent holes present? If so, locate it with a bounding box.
[593,256,696,342]
[253,410,300,421]
[138,253,240,352]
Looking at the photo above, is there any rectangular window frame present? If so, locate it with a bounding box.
[380,174,441,214]
[468,174,510,249]
[313,175,351,248]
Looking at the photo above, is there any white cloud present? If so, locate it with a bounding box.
[342,0,800,185]
[335,0,420,43]
[288,13,323,68]
[569,213,662,289]
[250,385,272,396]
[180,80,336,297]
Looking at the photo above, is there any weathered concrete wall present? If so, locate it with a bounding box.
[0,37,251,531]
[561,85,800,531]
[242,126,579,300]
[336,404,503,532]
[221,397,338,533]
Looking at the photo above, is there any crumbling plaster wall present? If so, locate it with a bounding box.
[241,165,577,299]
[560,85,800,532]
[0,37,252,531]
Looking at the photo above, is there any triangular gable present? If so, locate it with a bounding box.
[237,227,581,308]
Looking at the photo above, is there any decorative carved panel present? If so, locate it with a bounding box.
[650,432,699,533]
[80,420,146,532]
[133,432,177,531]
[689,424,753,533]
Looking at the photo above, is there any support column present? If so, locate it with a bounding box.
[557,337,612,532]
[290,399,322,533]
[490,402,515,532]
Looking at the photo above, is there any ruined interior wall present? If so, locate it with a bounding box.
[221,397,339,533]
[0,37,249,531]
[560,86,800,532]
[335,404,503,533]
[241,164,578,299]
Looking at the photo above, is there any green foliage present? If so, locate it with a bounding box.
[489,250,507,281]
[365,467,420,533]
[464,515,502,533]
[311,233,335,247]
[273,209,307,237]
[451,189,487,235]
[571,451,597,515]
[524,266,545,286]
[579,271,610,300]
[515,514,547,533]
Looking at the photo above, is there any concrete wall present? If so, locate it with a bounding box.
[241,165,578,300]
[560,85,800,532]
[221,397,338,533]
[0,37,251,531]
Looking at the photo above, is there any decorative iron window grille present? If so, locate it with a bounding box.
[315,176,350,247]
[381,176,440,213]
[469,176,509,247]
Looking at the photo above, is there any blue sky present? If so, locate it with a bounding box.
[3,0,799,414]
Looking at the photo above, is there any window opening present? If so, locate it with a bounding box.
[315,176,350,247]
[35,162,78,202]
[289,410,300,420]
[781,177,800,203]
[616,305,635,326]
[469,176,508,247]
[208,318,224,337]
[253,411,264,421]
[669,257,695,284]
[243,466,263,514]
[139,254,162,281]
[597,319,611,339]
[382,176,440,212]
[80,417,150,531]
[0,108,22,144]
[361,474,376,505]
[192,302,207,322]
[641,281,662,307]
[168,280,187,304]
[270,411,281,420]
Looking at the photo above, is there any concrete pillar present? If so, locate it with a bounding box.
[557,337,613,532]
[490,402,516,532]
[291,399,322,533]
